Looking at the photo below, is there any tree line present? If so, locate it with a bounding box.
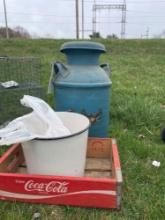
[0,26,31,38]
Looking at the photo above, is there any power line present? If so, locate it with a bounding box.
[1,20,165,25]
[62,0,165,2]
[0,11,76,18]
[1,10,165,19]
[86,0,165,3]
[2,8,165,15]
[85,0,165,3]
[1,20,82,24]
[127,10,165,15]
[65,0,165,1]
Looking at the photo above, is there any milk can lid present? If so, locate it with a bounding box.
[60,41,106,53]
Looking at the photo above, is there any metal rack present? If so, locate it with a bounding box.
[0,56,44,125]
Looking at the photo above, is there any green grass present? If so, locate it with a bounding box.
[0,39,165,219]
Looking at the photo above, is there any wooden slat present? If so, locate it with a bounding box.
[87,138,112,158]
[85,171,111,178]
[85,158,111,171]
[111,139,123,183]
[0,144,24,173]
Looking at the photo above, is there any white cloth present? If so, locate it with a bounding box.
[1,80,19,88]
[0,95,71,145]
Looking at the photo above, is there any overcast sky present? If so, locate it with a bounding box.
[0,0,165,39]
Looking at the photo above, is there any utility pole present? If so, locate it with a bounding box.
[141,27,150,39]
[3,0,9,39]
[82,0,84,39]
[146,27,149,39]
[75,0,79,39]
[121,0,126,39]
[92,0,96,34]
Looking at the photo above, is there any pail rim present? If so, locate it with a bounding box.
[35,126,89,141]
[35,112,90,141]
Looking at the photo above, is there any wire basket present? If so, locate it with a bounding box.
[0,56,44,125]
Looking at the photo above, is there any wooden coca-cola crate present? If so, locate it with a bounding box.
[0,138,122,209]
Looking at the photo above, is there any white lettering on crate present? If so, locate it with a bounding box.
[24,180,69,193]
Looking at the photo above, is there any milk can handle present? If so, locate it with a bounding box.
[47,62,70,94]
[54,62,70,78]
[100,63,111,76]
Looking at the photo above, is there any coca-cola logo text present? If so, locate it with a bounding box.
[24,180,69,193]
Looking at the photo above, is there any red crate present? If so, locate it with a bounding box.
[0,138,122,209]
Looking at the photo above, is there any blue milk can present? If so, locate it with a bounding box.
[52,41,112,137]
